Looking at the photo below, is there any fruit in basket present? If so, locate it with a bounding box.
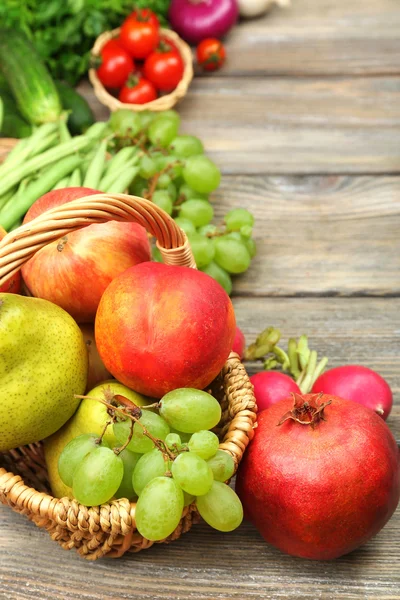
[120,14,160,59]
[236,393,400,559]
[135,476,184,541]
[0,294,87,452]
[250,371,301,412]
[232,326,245,358]
[79,324,111,392]
[311,365,393,420]
[118,75,157,104]
[160,388,221,433]
[44,380,150,498]
[95,262,236,397]
[196,481,243,532]
[0,226,21,293]
[144,41,185,91]
[21,187,151,323]
[73,445,124,506]
[95,38,134,89]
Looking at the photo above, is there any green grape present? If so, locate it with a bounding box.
[152,245,163,262]
[225,208,254,231]
[200,261,232,295]
[58,433,106,488]
[170,428,192,443]
[115,449,141,501]
[152,190,173,215]
[109,110,141,137]
[156,173,172,189]
[168,181,177,201]
[225,232,242,241]
[183,491,196,507]
[196,481,243,532]
[207,450,235,482]
[179,183,208,202]
[179,199,214,227]
[148,118,179,148]
[135,476,184,541]
[198,224,218,237]
[244,237,257,258]
[174,217,196,235]
[114,411,170,454]
[132,449,170,496]
[170,135,204,158]
[72,447,124,507]
[157,155,184,179]
[129,176,148,198]
[183,156,221,194]
[138,110,156,130]
[159,109,180,127]
[139,155,158,179]
[165,433,182,450]
[188,430,219,460]
[160,388,221,433]
[171,452,213,496]
[240,225,253,239]
[214,237,251,274]
[187,233,215,269]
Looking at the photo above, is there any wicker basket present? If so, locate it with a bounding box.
[0,192,257,560]
[89,28,193,112]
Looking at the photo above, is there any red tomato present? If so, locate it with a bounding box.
[197,39,226,71]
[96,39,134,88]
[144,49,184,91]
[118,76,158,104]
[120,16,159,59]
[127,8,159,29]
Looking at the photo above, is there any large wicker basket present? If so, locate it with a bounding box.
[0,193,257,560]
[89,28,193,112]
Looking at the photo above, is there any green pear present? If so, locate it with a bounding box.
[0,293,88,452]
[43,379,152,498]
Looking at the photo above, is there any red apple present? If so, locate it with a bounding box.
[250,371,301,412]
[232,326,245,358]
[21,187,151,322]
[0,226,21,294]
[95,262,236,397]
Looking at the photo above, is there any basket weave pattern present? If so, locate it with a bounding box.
[89,28,194,112]
[0,193,257,559]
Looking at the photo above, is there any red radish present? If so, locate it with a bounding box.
[250,371,300,412]
[236,393,400,560]
[232,326,245,358]
[312,365,393,420]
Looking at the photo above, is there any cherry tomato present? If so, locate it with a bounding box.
[118,76,158,105]
[127,8,159,29]
[197,39,226,72]
[120,16,159,59]
[144,48,184,91]
[95,39,134,88]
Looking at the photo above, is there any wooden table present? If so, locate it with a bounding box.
[1,1,400,598]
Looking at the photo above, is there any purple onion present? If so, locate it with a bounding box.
[169,0,238,45]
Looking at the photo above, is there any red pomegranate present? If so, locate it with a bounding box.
[236,393,400,560]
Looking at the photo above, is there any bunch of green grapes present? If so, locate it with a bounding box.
[58,388,243,541]
[108,109,256,296]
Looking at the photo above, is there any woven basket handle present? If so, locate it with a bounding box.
[0,193,196,287]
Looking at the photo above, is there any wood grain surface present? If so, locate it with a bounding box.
[1,298,399,600]
[2,0,400,597]
[78,76,400,174]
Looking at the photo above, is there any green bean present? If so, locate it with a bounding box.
[59,119,72,143]
[83,139,107,188]
[52,176,71,190]
[103,146,137,176]
[99,157,139,191]
[84,121,109,139]
[105,167,139,194]
[2,138,29,169]
[9,218,23,232]
[0,123,59,178]
[0,154,82,230]
[0,187,16,212]
[0,135,93,197]
[69,167,81,187]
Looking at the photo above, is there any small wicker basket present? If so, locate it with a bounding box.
[0,192,257,560]
[89,28,194,112]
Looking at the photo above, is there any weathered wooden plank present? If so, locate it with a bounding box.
[220,0,400,77]
[1,297,399,599]
[78,77,400,174]
[214,175,400,297]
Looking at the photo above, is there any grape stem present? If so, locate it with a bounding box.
[144,161,182,201]
[95,419,112,446]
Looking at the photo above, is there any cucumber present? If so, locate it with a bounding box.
[55,81,95,135]
[0,29,62,125]
[0,91,32,138]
